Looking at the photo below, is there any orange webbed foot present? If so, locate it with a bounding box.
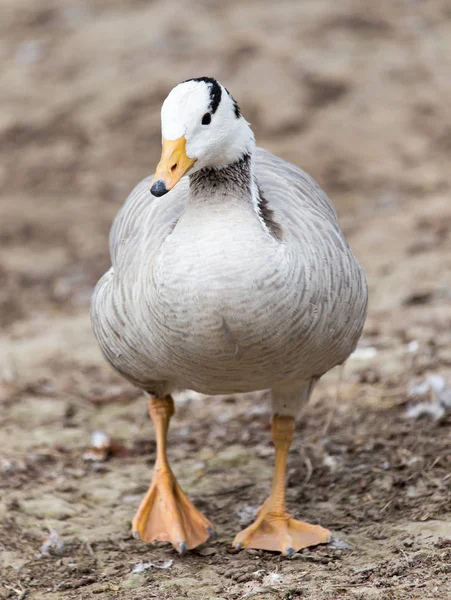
[233,507,331,556]
[132,468,214,553]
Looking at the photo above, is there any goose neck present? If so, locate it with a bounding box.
[188,152,254,204]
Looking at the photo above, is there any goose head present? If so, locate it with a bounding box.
[150,77,254,197]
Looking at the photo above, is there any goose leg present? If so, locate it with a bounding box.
[132,395,214,553]
[233,414,331,556]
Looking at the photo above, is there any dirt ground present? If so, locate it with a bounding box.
[1,1,451,598]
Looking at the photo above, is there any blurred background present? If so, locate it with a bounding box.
[1,1,450,599]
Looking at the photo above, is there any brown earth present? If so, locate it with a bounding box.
[1,1,451,599]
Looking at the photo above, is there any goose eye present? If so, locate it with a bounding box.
[201,113,211,125]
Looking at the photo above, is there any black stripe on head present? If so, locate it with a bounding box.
[183,76,222,114]
[224,87,241,118]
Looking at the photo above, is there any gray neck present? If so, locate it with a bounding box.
[188,152,253,203]
[187,151,282,240]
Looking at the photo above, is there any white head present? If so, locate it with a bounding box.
[150,77,254,197]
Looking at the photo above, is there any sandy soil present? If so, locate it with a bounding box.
[1,1,451,598]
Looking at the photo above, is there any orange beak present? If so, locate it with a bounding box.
[149,137,196,196]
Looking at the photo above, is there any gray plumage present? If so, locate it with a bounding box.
[91,146,367,416]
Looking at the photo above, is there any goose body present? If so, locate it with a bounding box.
[92,148,366,399]
[91,77,368,555]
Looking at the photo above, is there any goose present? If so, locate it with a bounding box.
[91,77,368,557]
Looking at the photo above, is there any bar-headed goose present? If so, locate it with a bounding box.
[91,77,368,556]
